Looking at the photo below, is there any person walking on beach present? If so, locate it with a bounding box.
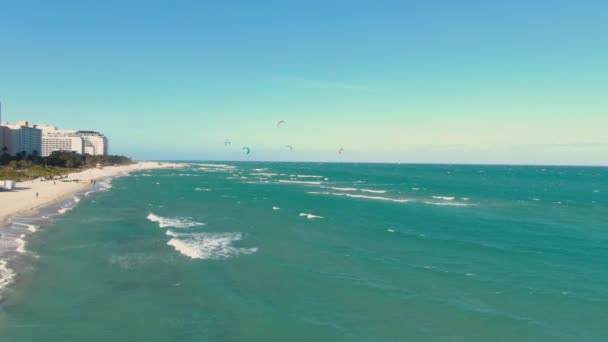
[36,192,39,199]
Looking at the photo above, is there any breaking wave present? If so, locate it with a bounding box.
[432,196,455,201]
[196,163,237,169]
[361,189,387,194]
[0,260,15,292]
[167,232,257,260]
[423,201,472,207]
[278,180,322,185]
[299,213,324,219]
[146,213,205,229]
[331,193,410,203]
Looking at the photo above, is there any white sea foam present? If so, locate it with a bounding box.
[387,229,396,233]
[593,189,600,193]
[278,180,322,185]
[296,175,323,178]
[272,206,280,210]
[0,260,16,290]
[167,232,257,260]
[16,238,26,254]
[411,188,420,191]
[333,193,410,203]
[146,213,205,229]
[97,180,113,191]
[432,196,455,201]
[73,197,81,203]
[361,189,387,194]
[423,201,471,207]
[165,230,180,237]
[199,168,224,172]
[12,222,38,233]
[197,163,237,169]
[253,168,268,172]
[299,213,323,219]
[250,172,278,177]
[323,187,387,194]
[194,187,212,191]
[58,207,73,214]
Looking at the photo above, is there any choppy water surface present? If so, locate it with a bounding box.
[0,163,606,341]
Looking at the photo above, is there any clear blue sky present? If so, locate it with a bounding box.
[1,0,606,164]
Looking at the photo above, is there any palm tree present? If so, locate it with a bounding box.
[66,159,73,175]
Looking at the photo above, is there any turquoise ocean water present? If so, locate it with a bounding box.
[0,162,606,341]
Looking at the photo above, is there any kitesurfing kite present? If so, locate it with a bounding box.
[277,120,286,128]
[242,147,251,155]
[285,145,294,151]
[338,147,345,154]
[224,139,231,146]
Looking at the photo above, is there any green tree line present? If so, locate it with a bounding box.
[1,151,132,170]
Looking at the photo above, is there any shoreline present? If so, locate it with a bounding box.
[0,161,186,226]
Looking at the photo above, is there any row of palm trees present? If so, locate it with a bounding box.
[1,146,41,165]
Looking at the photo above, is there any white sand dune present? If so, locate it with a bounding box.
[0,162,185,224]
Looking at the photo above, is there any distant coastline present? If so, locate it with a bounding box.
[0,161,186,225]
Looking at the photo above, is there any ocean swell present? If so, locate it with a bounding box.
[147,213,205,229]
[167,232,257,260]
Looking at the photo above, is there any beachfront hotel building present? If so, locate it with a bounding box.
[38,125,83,157]
[0,117,109,157]
[37,125,108,157]
[0,121,42,156]
[78,131,108,156]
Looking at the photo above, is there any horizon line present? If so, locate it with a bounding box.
[137,159,608,168]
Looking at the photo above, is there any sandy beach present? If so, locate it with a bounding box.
[0,161,185,224]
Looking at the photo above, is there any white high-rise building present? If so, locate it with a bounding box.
[37,125,84,157]
[41,135,85,157]
[37,126,108,157]
[0,121,42,156]
[77,131,108,156]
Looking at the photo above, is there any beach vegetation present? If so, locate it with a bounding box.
[0,151,133,181]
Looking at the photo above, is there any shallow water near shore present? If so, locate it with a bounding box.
[0,162,607,341]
